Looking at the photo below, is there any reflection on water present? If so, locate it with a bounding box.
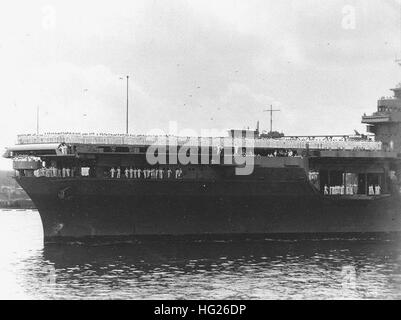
[0,210,401,299]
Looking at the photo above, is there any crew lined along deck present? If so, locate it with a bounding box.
[109,167,183,179]
[23,166,186,180]
[11,154,190,179]
[16,133,383,151]
[309,169,389,197]
[323,184,381,195]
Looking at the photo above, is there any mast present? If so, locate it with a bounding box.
[126,75,129,135]
[263,105,280,133]
[36,105,39,135]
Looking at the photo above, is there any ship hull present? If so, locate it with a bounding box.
[15,176,401,243]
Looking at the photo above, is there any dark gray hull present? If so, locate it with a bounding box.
[15,176,401,243]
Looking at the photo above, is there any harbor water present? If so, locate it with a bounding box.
[0,209,401,299]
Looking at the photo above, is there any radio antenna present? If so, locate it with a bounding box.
[36,105,40,135]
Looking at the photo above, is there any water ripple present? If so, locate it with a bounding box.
[1,210,401,299]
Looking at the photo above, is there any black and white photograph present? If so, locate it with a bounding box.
[0,0,401,303]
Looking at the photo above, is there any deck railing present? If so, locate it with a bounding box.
[16,133,383,151]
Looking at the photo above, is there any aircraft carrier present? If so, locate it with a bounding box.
[3,81,401,243]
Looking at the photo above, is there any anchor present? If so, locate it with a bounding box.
[58,187,73,200]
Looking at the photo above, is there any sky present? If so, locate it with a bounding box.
[0,0,401,169]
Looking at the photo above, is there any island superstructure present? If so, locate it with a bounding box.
[4,82,401,242]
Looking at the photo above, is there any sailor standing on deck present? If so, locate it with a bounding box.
[349,185,354,195]
[58,143,64,155]
[117,167,121,178]
[368,185,374,195]
[66,168,71,177]
[137,168,142,179]
[124,167,129,179]
[324,185,329,195]
[167,168,172,179]
[58,143,68,155]
[375,185,381,195]
[129,167,134,179]
[110,167,115,178]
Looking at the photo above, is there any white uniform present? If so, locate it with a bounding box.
[110,168,115,178]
